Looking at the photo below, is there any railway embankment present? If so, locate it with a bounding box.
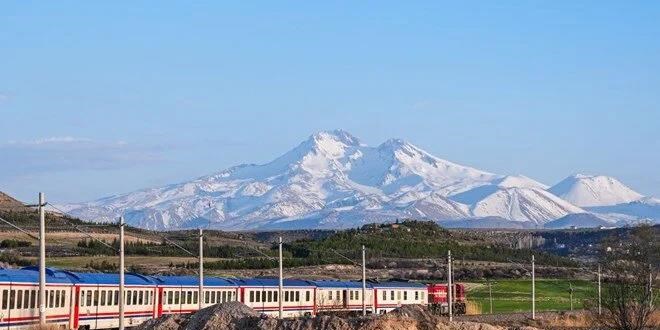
[137,301,543,330]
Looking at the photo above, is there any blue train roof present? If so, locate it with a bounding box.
[369,280,427,289]
[0,267,74,284]
[235,278,313,287]
[305,280,368,289]
[72,272,156,286]
[151,275,237,287]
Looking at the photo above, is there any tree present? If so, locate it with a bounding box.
[597,224,658,330]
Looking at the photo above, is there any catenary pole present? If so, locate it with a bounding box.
[119,216,125,330]
[448,250,453,322]
[489,281,493,314]
[362,245,366,316]
[598,264,602,315]
[532,254,536,320]
[278,236,283,319]
[199,228,204,311]
[38,192,46,327]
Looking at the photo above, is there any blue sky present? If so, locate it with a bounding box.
[1,1,659,203]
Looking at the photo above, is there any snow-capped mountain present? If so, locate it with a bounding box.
[64,130,653,230]
[548,174,644,207]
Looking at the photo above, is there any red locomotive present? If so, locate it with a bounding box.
[427,283,466,315]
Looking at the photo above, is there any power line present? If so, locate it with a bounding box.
[0,215,39,240]
[44,203,118,253]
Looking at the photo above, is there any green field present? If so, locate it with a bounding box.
[466,279,597,314]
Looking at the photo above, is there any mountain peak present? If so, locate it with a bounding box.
[548,174,644,207]
[308,129,362,147]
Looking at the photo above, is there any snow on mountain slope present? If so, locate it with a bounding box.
[65,130,618,230]
[548,174,644,207]
[449,175,547,205]
[470,187,584,225]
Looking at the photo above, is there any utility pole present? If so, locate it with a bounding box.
[488,280,493,314]
[119,216,125,330]
[448,250,453,322]
[199,228,204,311]
[569,282,574,311]
[362,245,366,316]
[38,192,46,327]
[531,254,536,320]
[278,236,283,319]
[597,264,602,315]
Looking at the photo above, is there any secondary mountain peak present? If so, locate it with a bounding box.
[548,174,644,207]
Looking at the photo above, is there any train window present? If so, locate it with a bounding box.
[127,291,133,306]
[94,290,100,307]
[266,291,271,302]
[204,291,209,304]
[150,291,154,304]
[356,291,360,301]
[139,291,144,305]
[306,291,310,302]
[382,290,386,301]
[212,291,217,303]
[49,290,55,308]
[336,291,340,301]
[107,291,113,306]
[31,290,36,308]
[349,291,353,300]
[249,291,254,303]
[55,290,61,307]
[328,291,332,300]
[284,291,288,302]
[257,291,262,303]
[175,291,180,305]
[193,291,198,304]
[390,291,394,300]
[273,291,277,302]
[166,291,172,305]
[295,291,300,302]
[186,291,192,304]
[86,291,92,306]
[100,290,106,306]
[403,291,407,300]
[415,291,419,300]
[17,290,23,309]
[114,290,119,306]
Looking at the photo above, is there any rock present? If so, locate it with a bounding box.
[136,314,189,330]
[184,301,259,330]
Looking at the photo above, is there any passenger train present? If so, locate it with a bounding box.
[0,267,464,329]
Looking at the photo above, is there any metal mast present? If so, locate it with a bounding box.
[38,192,46,327]
[278,236,283,319]
[448,250,453,322]
[199,228,204,311]
[531,254,536,320]
[362,245,366,316]
[119,216,125,330]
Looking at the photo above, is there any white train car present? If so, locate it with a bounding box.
[307,280,374,315]
[0,267,74,329]
[151,275,238,317]
[371,281,428,314]
[236,278,315,318]
[73,272,156,330]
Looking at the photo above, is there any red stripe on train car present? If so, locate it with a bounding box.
[73,285,81,329]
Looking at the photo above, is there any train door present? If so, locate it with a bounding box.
[0,284,9,330]
[342,290,348,309]
[72,285,81,330]
[157,287,164,317]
